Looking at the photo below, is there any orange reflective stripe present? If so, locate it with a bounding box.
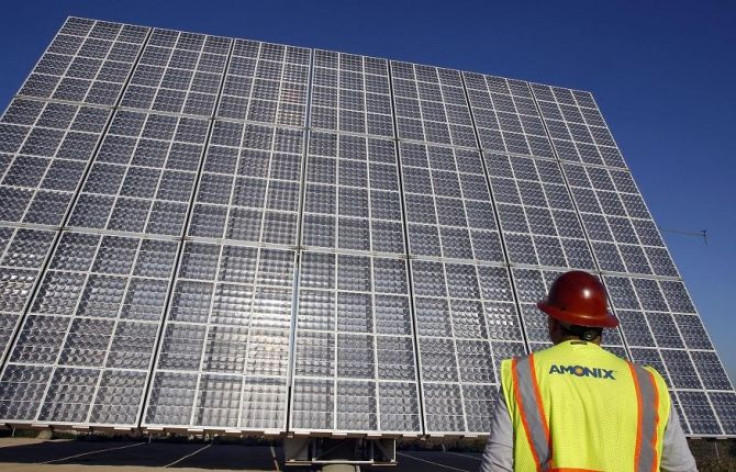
[647,371,660,471]
[638,368,659,472]
[512,357,542,469]
[629,363,644,470]
[528,353,551,447]
[512,355,552,471]
[628,363,660,472]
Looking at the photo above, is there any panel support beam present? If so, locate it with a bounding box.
[284,437,396,467]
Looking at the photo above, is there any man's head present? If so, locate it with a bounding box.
[537,271,618,345]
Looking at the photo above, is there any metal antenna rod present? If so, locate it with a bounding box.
[658,227,708,245]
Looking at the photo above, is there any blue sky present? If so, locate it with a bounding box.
[0,0,734,383]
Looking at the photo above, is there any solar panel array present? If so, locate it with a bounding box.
[0,17,733,438]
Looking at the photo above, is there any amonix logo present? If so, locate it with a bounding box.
[549,365,616,380]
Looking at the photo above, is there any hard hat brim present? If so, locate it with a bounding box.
[537,301,620,328]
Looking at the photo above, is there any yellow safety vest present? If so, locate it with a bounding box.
[501,340,670,472]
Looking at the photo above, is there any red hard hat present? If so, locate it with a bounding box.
[537,271,619,328]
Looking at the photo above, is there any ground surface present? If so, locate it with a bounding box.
[1,437,733,471]
[0,438,483,471]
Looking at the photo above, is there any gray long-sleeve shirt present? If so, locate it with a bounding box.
[479,388,698,471]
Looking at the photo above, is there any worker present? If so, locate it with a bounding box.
[480,270,697,471]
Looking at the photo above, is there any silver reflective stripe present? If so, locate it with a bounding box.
[632,365,659,472]
[514,356,551,469]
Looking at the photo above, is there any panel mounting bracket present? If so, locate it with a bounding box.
[284,437,397,469]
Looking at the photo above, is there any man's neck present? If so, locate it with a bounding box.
[553,336,602,345]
